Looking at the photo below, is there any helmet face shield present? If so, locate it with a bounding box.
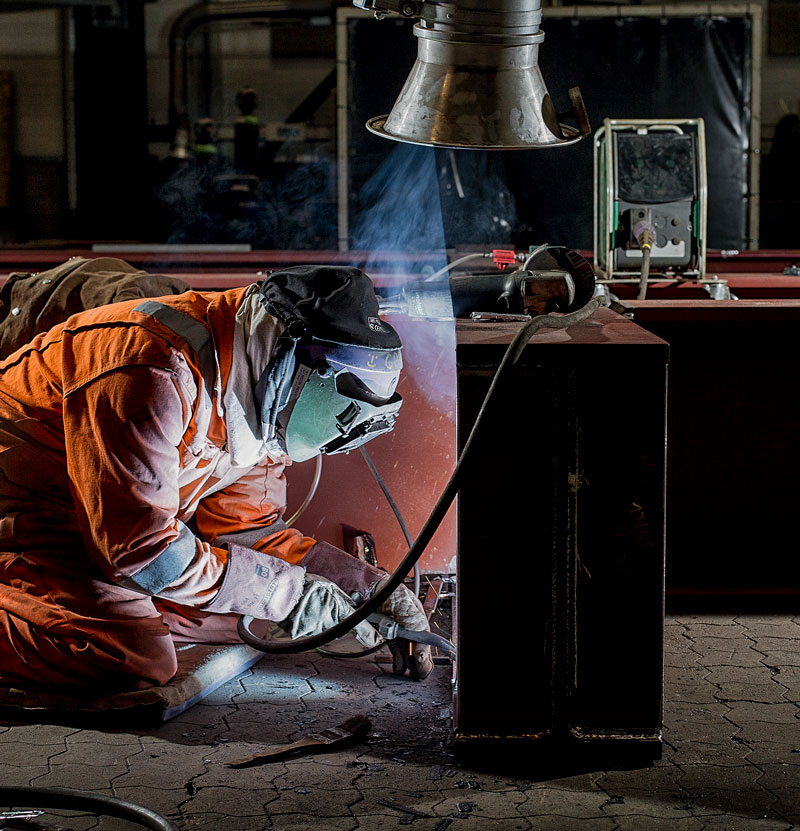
[279,343,403,462]
[322,342,402,403]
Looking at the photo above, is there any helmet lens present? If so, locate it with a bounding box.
[283,365,402,462]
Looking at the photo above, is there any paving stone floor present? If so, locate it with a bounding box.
[1,613,799,830]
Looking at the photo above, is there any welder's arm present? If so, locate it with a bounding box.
[192,466,399,616]
[147,419,431,673]
[62,366,304,621]
[197,477,433,677]
[192,456,317,566]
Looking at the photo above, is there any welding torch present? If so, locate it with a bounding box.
[366,612,455,657]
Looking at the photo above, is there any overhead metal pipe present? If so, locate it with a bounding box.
[167,0,330,157]
[355,0,590,149]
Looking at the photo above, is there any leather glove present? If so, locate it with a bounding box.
[280,574,382,648]
[375,576,434,681]
[298,542,433,678]
[203,544,305,621]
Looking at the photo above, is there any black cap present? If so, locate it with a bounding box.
[259,265,402,350]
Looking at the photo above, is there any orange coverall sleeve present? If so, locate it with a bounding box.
[192,458,317,566]
[63,364,227,606]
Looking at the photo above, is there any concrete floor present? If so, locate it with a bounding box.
[1,613,799,830]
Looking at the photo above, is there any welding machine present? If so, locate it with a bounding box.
[594,118,708,296]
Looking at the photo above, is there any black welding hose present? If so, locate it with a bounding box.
[315,446,420,660]
[359,445,419,596]
[0,787,177,831]
[237,300,599,654]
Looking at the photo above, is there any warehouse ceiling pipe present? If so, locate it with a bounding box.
[354,0,590,149]
[168,0,329,157]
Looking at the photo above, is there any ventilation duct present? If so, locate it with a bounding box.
[354,0,590,149]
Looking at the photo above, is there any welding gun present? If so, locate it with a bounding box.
[367,612,455,657]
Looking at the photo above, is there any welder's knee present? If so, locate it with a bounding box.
[0,608,178,690]
[0,551,178,690]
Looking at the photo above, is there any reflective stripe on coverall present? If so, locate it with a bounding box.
[0,286,318,689]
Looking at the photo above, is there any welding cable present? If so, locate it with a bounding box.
[637,244,653,300]
[634,223,656,301]
[315,445,419,660]
[285,453,323,526]
[359,445,419,597]
[0,786,177,831]
[521,242,550,270]
[237,299,600,655]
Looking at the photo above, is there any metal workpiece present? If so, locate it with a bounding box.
[357,0,590,149]
[453,309,667,762]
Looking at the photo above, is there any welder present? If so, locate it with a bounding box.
[0,264,433,691]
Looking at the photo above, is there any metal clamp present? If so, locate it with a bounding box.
[367,612,400,640]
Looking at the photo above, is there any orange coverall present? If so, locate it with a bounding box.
[0,286,328,690]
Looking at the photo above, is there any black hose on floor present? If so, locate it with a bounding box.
[0,786,178,831]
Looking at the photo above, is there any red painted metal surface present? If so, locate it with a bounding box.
[624,298,800,322]
[288,315,458,576]
[0,249,437,285]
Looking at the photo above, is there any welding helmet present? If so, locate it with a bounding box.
[259,265,403,462]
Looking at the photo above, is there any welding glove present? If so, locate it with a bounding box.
[203,544,306,621]
[374,576,434,681]
[297,542,433,679]
[280,574,381,648]
[298,541,385,602]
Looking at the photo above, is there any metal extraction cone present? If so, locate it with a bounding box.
[355,0,590,150]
